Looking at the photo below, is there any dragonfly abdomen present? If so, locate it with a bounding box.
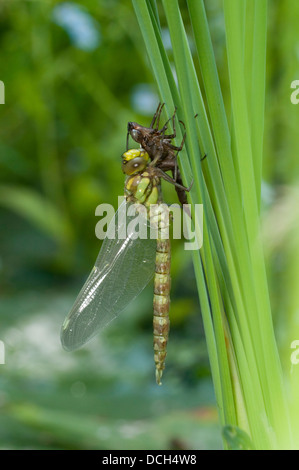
[122,148,172,385]
[153,238,171,385]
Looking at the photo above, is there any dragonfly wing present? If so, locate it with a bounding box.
[61,201,156,351]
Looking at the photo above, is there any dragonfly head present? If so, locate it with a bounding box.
[121,148,150,175]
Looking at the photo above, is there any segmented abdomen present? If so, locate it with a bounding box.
[153,237,171,385]
[124,170,171,385]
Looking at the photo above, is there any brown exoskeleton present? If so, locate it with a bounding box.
[127,103,191,207]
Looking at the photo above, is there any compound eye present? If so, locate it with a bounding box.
[122,157,146,175]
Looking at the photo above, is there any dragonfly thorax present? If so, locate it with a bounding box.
[124,171,160,207]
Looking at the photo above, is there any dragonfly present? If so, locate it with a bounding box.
[61,110,190,385]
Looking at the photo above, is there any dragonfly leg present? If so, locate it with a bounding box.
[149,148,163,167]
[159,106,177,137]
[126,130,130,151]
[160,128,187,177]
[150,102,165,129]
[155,167,192,192]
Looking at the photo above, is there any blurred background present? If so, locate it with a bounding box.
[0,0,298,450]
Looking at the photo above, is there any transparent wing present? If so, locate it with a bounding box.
[61,200,156,351]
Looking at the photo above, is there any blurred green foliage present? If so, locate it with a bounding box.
[0,0,298,450]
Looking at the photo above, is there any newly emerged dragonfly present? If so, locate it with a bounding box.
[61,110,190,385]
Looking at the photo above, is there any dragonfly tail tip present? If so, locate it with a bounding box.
[155,369,163,386]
